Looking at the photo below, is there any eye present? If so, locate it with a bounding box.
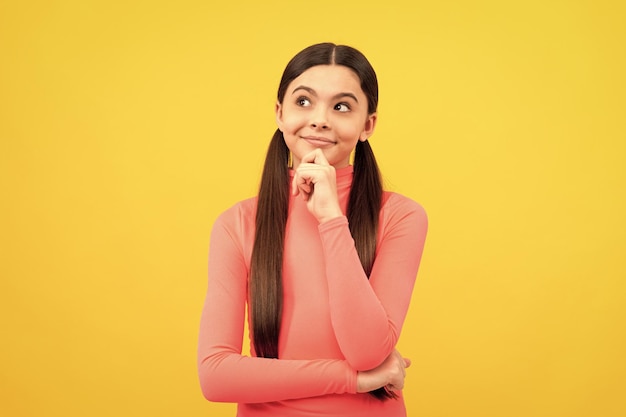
[296,96,311,107]
[334,103,351,112]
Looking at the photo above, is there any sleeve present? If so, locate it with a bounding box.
[197,208,357,403]
[318,196,428,370]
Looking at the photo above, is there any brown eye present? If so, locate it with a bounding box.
[334,103,350,112]
[297,97,311,107]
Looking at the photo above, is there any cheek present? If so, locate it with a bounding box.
[283,119,300,133]
[337,124,362,141]
[280,110,307,132]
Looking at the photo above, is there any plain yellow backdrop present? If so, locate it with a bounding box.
[1,1,624,416]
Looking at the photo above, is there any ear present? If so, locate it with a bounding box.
[275,101,284,132]
[359,112,377,141]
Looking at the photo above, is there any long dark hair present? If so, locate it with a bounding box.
[250,43,390,400]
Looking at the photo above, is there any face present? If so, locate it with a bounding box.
[275,65,377,169]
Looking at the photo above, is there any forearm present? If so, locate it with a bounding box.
[198,349,356,403]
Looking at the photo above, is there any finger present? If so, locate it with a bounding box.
[292,171,313,196]
[388,381,404,391]
[293,163,330,191]
[404,358,412,368]
[300,148,330,166]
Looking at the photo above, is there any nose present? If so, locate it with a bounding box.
[310,107,329,130]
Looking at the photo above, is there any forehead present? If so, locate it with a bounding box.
[288,65,363,95]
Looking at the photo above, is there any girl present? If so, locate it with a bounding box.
[198,43,428,416]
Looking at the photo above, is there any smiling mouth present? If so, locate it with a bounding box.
[301,136,336,146]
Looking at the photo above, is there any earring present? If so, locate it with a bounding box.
[287,151,293,168]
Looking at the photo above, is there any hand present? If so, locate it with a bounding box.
[356,350,411,393]
[291,149,343,223]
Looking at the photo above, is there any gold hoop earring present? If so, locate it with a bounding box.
[288,151,293,168]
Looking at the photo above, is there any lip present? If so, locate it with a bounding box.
[301,135,336,147]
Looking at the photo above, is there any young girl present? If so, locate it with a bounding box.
[198,43,428,416]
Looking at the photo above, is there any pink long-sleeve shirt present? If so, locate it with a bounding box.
[198,166,428,416]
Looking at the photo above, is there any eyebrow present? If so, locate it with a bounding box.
[291,85,359,103]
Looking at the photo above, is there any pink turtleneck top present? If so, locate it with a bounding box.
[197,166,428,417]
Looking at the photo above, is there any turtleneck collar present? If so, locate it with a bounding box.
[334,165,354,191]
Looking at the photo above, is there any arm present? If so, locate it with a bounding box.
[197,207,357,403]
[290,150,428,370]
[319,197,428,370]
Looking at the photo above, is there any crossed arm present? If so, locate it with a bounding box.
[197,194,427,403]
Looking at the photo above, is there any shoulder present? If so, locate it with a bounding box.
[378,192,428,242]
[381,192,428,225]
[216,196,257,221]
[212,196,258,237]
[209,197,258,260]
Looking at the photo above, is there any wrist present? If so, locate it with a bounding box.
[318,211,343,224]
[356,370,368,393]
[356,370,383,393]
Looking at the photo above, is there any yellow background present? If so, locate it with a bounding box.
[1,1,624,416]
